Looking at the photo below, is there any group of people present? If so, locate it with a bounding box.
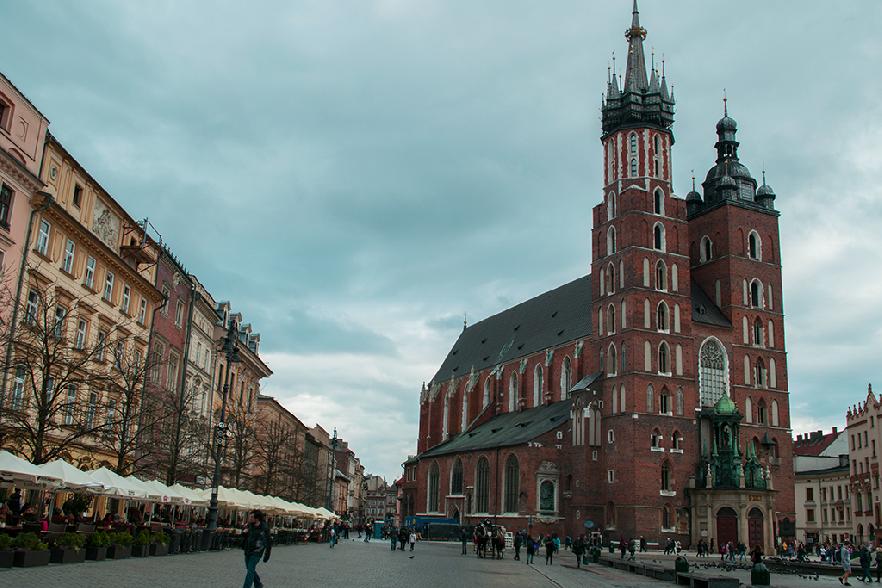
[835,542,882,585]
[389,526,417,551]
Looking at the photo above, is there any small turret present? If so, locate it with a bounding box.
[756,170,777,210]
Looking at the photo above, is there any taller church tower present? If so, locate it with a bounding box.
[590,0,698,539]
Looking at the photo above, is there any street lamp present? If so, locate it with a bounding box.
[206,318,241,537]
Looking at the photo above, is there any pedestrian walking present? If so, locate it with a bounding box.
[526,534,536,564]
[460,527,469,555]
[619,536,628,559]
[329,526,337,549]
[390,528,397,551]
[399,527,408,551]
[628,537,636,561]
[241,510,271,588]
[874,546,882,582]
[573,535,585,569]
[640,536,647,552]
[409,530,416,551]
[751,544,763,565]
[545,535,555,565]
[859,545,872,583]
[840,542,853,586]
[514,532,522,561]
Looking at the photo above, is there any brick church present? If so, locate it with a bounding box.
[406,1,794,551]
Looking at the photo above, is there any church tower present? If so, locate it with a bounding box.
[590,0,696,540]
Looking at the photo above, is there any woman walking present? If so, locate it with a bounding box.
[526,535,535,564]
[545,535,555,565]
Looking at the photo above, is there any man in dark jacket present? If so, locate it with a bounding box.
[242,510,271,588]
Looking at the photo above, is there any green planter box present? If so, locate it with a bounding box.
[107,544,131,559]
[85,546,107,561]
[14,549,51,568]
[131,544,149,557]
[50,547,86,564]
[150,543,168,556]
[0,549,14,568]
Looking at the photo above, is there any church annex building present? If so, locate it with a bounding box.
[403,2,794,551]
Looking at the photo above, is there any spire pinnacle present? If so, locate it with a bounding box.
[723,88,728,116]
[632,0,640,27]
[691,170,696,191]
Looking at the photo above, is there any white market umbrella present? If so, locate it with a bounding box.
[0,450,59,485]
[38,459,105,491]
[170,483,208,506]
[86,467,150,499]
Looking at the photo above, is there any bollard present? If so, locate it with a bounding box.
[675,556,690,574]
[750,562,771,586]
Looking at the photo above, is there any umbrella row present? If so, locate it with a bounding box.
[0,450,335,520]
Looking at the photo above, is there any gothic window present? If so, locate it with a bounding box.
[673,431,683,450]
[428,462,440,512]
[607,304,615,334]
[654,188,664,215]
[607,225,617,256]
[643,258,650,286]
[657,301,669,331]
[658,342,670,374]
[748,231,762,260]
[621,300,627,329]
[660,389,670,414]
[663,505,673,529]
[619,260,625,289]
[533,364,543,407]
[671,264,678,292]
[661,461,671,490]
[598,307,603,334]
[699,338,728,407]
[483,377,491,408]
[606,263,615,294]
[675,344,683,376]
[560,357,571,399]
[755,358,767,389]
[656,259,667,290]
[757,399,767,424]
[509,372,518,412]
[768,321,775,347]
[630,158,638,177]
[644,340,652,371]
[451,459,463,495]
[745,396,753,422]
[539,479,556,513]
[770,358,777,388]
[646,384,654,413]
[771,400,779,427]
[620,384,626,413]
[750,280,763,308]
[700,235,713,262]
[442,392,450,440]
[643,298,650,328]
[608,192,616,220]
[653,134,660,155]
[461,386,469,431]
[476,457,490,513]
[621,344,627,374]
[607,343,617,375]
[675,387,684,415]
[653,223,666,251]
[651,428,662,448]
[753,319,763,346]
[607,143,615,183]
[504,455,519,513]
[674,305,681,333]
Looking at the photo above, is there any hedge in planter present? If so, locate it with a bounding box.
[0,533,14,568]
[150,531,169,556]
[86,531,111,561]
[13,532,50,568]
[107,532,133,559]
[50,532,86,564]
[131,530,153,557]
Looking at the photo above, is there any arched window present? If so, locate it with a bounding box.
[771,399,779,426]
[630,158,637,177]
[663,504,673,529]
[661,461,671,490]
[653,223,666,251]
[656,259,667,290]
[657,301,669,331]
[619,260,625,289]
[533,365,543,407]
[451,459,464,495]
[768,321,775,348]
[606,263,615,295]
[654,188,664,215]
[508,372,518,412]
[659,388,670,414]
[475,457,490,513]
[699,338,728,406]
[748,231,762,260]
[607,142,614,182]
[753,319,763,346]
[745,396,753,422]
[539,479,556,513]
[643,258,650,286]
[607,304,615,334]
[643,298,651,328]
[857,492,864,513]
[700,235,713,262]
[461,386,469,431]
[483,377,492,409]
[646,384,654,413]
[653,134,661,155]
[673,304,681,333]
[620,384,626,413]
[644,340,652,371]
[755,358,767,388]
[672,431,682,450]
[651,428,662,448]
[675,344,683,375]
[621,300,627,329]
[757,399,767,424]
[607,501,616,528]
[770,358,777,388]
[607,343,617,375]
[607,192,616,220]
[503,455,519,513]
[750,279,763,308]
[560,357,572,399]
[658,341,670,374]
[621,344,627,373]
[442,392,450,439]
[607,225,617,256]
[428,462,440,512]
[671,264,678,292]
[675,387,684,415]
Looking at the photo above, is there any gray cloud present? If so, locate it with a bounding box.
[3,0,881,479]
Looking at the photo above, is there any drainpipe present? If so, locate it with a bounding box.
[1,191,52,405]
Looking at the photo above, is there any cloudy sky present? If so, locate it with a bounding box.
[2,1,880,481]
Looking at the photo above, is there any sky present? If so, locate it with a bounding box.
[1,1,881,482]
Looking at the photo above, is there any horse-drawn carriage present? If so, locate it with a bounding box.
[473,520,507,559]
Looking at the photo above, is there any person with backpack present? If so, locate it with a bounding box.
[573,535,586,569]
[242,510,271,588]
[525,534,536,564]
[544,535,555,565]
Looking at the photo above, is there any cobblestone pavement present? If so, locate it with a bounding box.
[0,541,849,587]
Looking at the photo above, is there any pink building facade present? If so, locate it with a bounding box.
[0,73,49,318]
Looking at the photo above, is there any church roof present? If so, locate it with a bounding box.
[420,399,573,459]
[430,276,593,384]
[691,283,731,328]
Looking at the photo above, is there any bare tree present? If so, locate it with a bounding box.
[224,406,254,489]
[0,275,132,464]
[253,415,290,495]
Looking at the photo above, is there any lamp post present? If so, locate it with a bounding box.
[207,319,240,534]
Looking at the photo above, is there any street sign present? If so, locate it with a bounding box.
[584,519,594,529]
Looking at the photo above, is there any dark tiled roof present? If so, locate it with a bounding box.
[794,430,841,457]
[430,276,592,384]
[691,283,731,328]
[420,399,573,459]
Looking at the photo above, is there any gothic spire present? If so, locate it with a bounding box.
[624,0,648,92]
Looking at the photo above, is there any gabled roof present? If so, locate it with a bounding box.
[794,429,844,457]
[691,283,731,328]
[420,399,572,458]
[431,276,592,384]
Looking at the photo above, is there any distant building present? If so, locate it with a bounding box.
[794,428,851,545]
[846,385,882,545]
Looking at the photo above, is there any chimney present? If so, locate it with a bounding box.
[832,427,838,434]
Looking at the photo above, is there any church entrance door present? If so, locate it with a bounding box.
[748,508,764,549]
[716,507,738,548]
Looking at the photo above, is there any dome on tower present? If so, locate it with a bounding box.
[686,189,702,202]
[716,115,737,133]
[714,394,737,415]
[757,183,776,198]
